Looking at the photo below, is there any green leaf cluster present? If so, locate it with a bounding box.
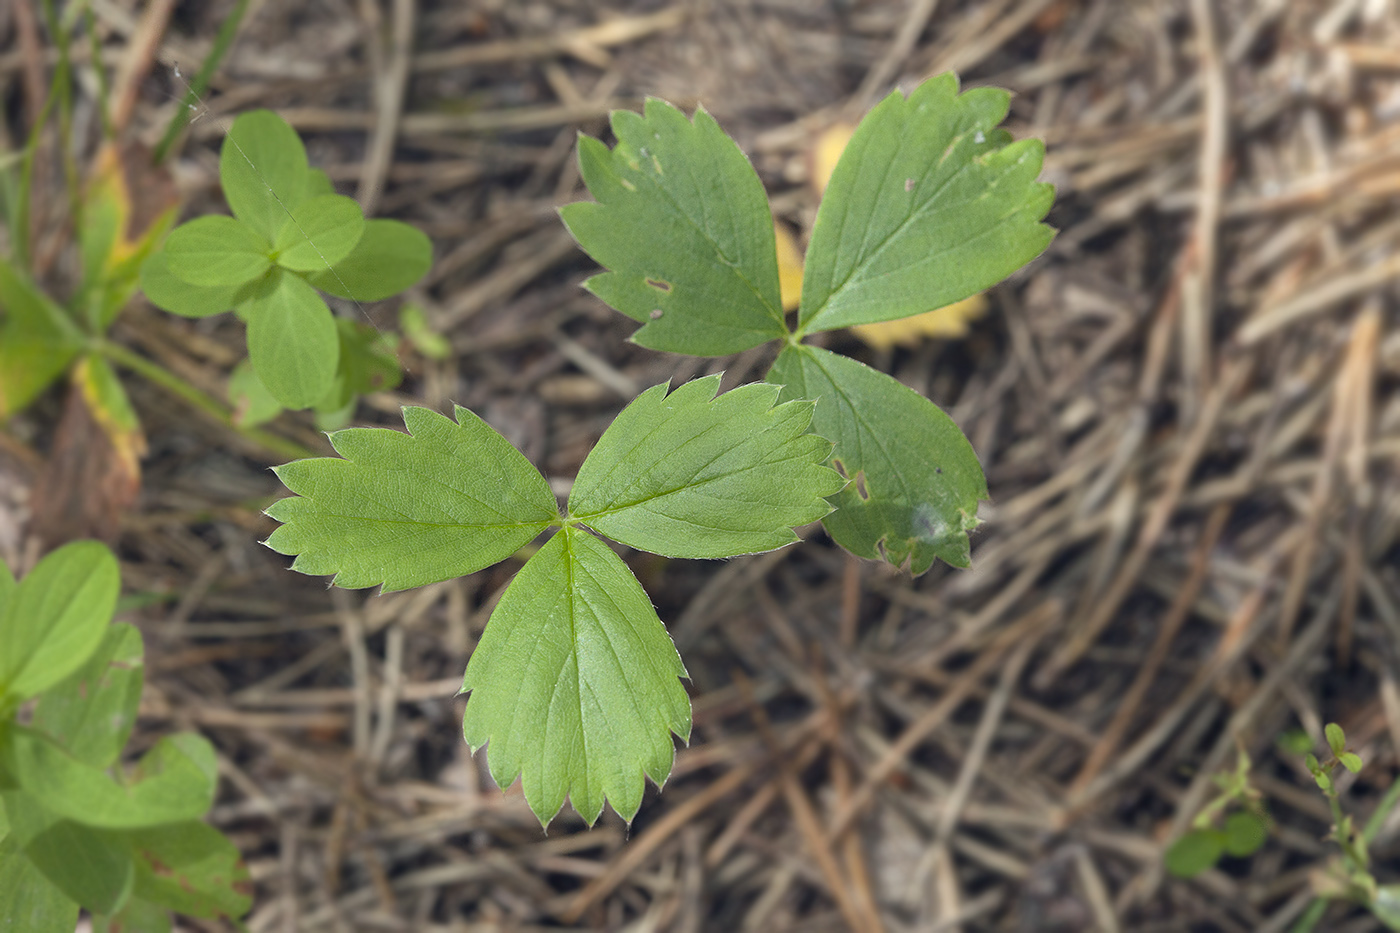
[1164,747,1269,879]
[561,73,1053,573]
[141,110,428,414]
[266,375,842,824]
[0,543,251,931]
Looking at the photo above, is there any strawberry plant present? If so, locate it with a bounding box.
[141,109,432,424]
[265,73,1054,826]
[0,542,251,931]
[562,73,1054,573]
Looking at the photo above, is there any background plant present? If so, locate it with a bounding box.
[0,541,251,931]
[561,73,1054,574]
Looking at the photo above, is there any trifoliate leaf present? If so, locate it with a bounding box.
[265,405,559,592]
[570,375,842,558]
[273,194,365,273]
[561,99,788,356]
[797,73,1054,335]
[139,251,256,319]
[241,269,339,409]
[220,110,310,244]
[0,540,119,706]
[306,219,433,302]
[460,525,690,826]
[163,216,270,288]
[769,345,987,574]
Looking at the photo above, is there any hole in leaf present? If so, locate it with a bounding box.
[645,278,672,293]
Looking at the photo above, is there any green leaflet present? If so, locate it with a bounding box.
[22,820,133,916]
[125,822,252,920]
[797,74,1054,334]
[242,269,339,409]
[220,109,310,244]
[163,215,270,287]
[0,541,120,706]
[139,251,256,318]
[0,834,79,933]
[0,257,85,419]
[460,526,690,826]
[272,194,365,272]
[769,345,987,574]
[560,99,788,356]
[266,404,560,592]
[306,219,433,301]
[570,375,842,558]
[31,623,144,770]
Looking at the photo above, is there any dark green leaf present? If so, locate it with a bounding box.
[768,345,987,574]
[0,834,79,933]
[219,110,310,244]
[1223,811,1267,857]
[266,405,559,592]
[242,269,339,409]
[312,318,403,417]
[24,820,133,916]
[139,250,257,319]
[0,256,84,419]
[305,219,432,302]
[561,100,788,355]
[0,540,120,705]
[126,822,251,921]
[163,216,270,288]
[1164,830,1225,878]
[272,194,365,273]
[798,73,1054,335]
[570,376,841,558]
[461,526,690,825]
[32,623,143,769]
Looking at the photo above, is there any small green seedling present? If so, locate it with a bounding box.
[0,542,251,931]
[1165,746,1270,878]
[266,375,843,824]
[141,110,431,421]
[561,73,1054,573]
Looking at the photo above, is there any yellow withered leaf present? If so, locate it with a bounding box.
[848,294,989,350]
[774,221,804,312]
[810,123,856,195]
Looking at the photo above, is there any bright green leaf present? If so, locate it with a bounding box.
[561,99,788,356]
[125,822,251,921]
[797,73,1054,335]
[164,216,270,288]
[305,168,335,198]
[95,896,172,933]
[0,256,84,419]
[768,345,987,574]
[461,526,690,826]
[272,194,365,273]
[1,729,215,829]
[265,405,559,592]
[242,269,339,409]
[228,358,283,427]
[32,623,144,770]
[1325,723,1347,757]
[1339,752,1363,773]
[1223,811,1267,857]
[570,375,841,558]
[399,302,450,360]
[305,219,433,302]
[0,834,79,933]
[220,110,310,243]
[1164,829,1225,878]
[139,250,258,319]
[0,540,120,705]
[23,820,133,916]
